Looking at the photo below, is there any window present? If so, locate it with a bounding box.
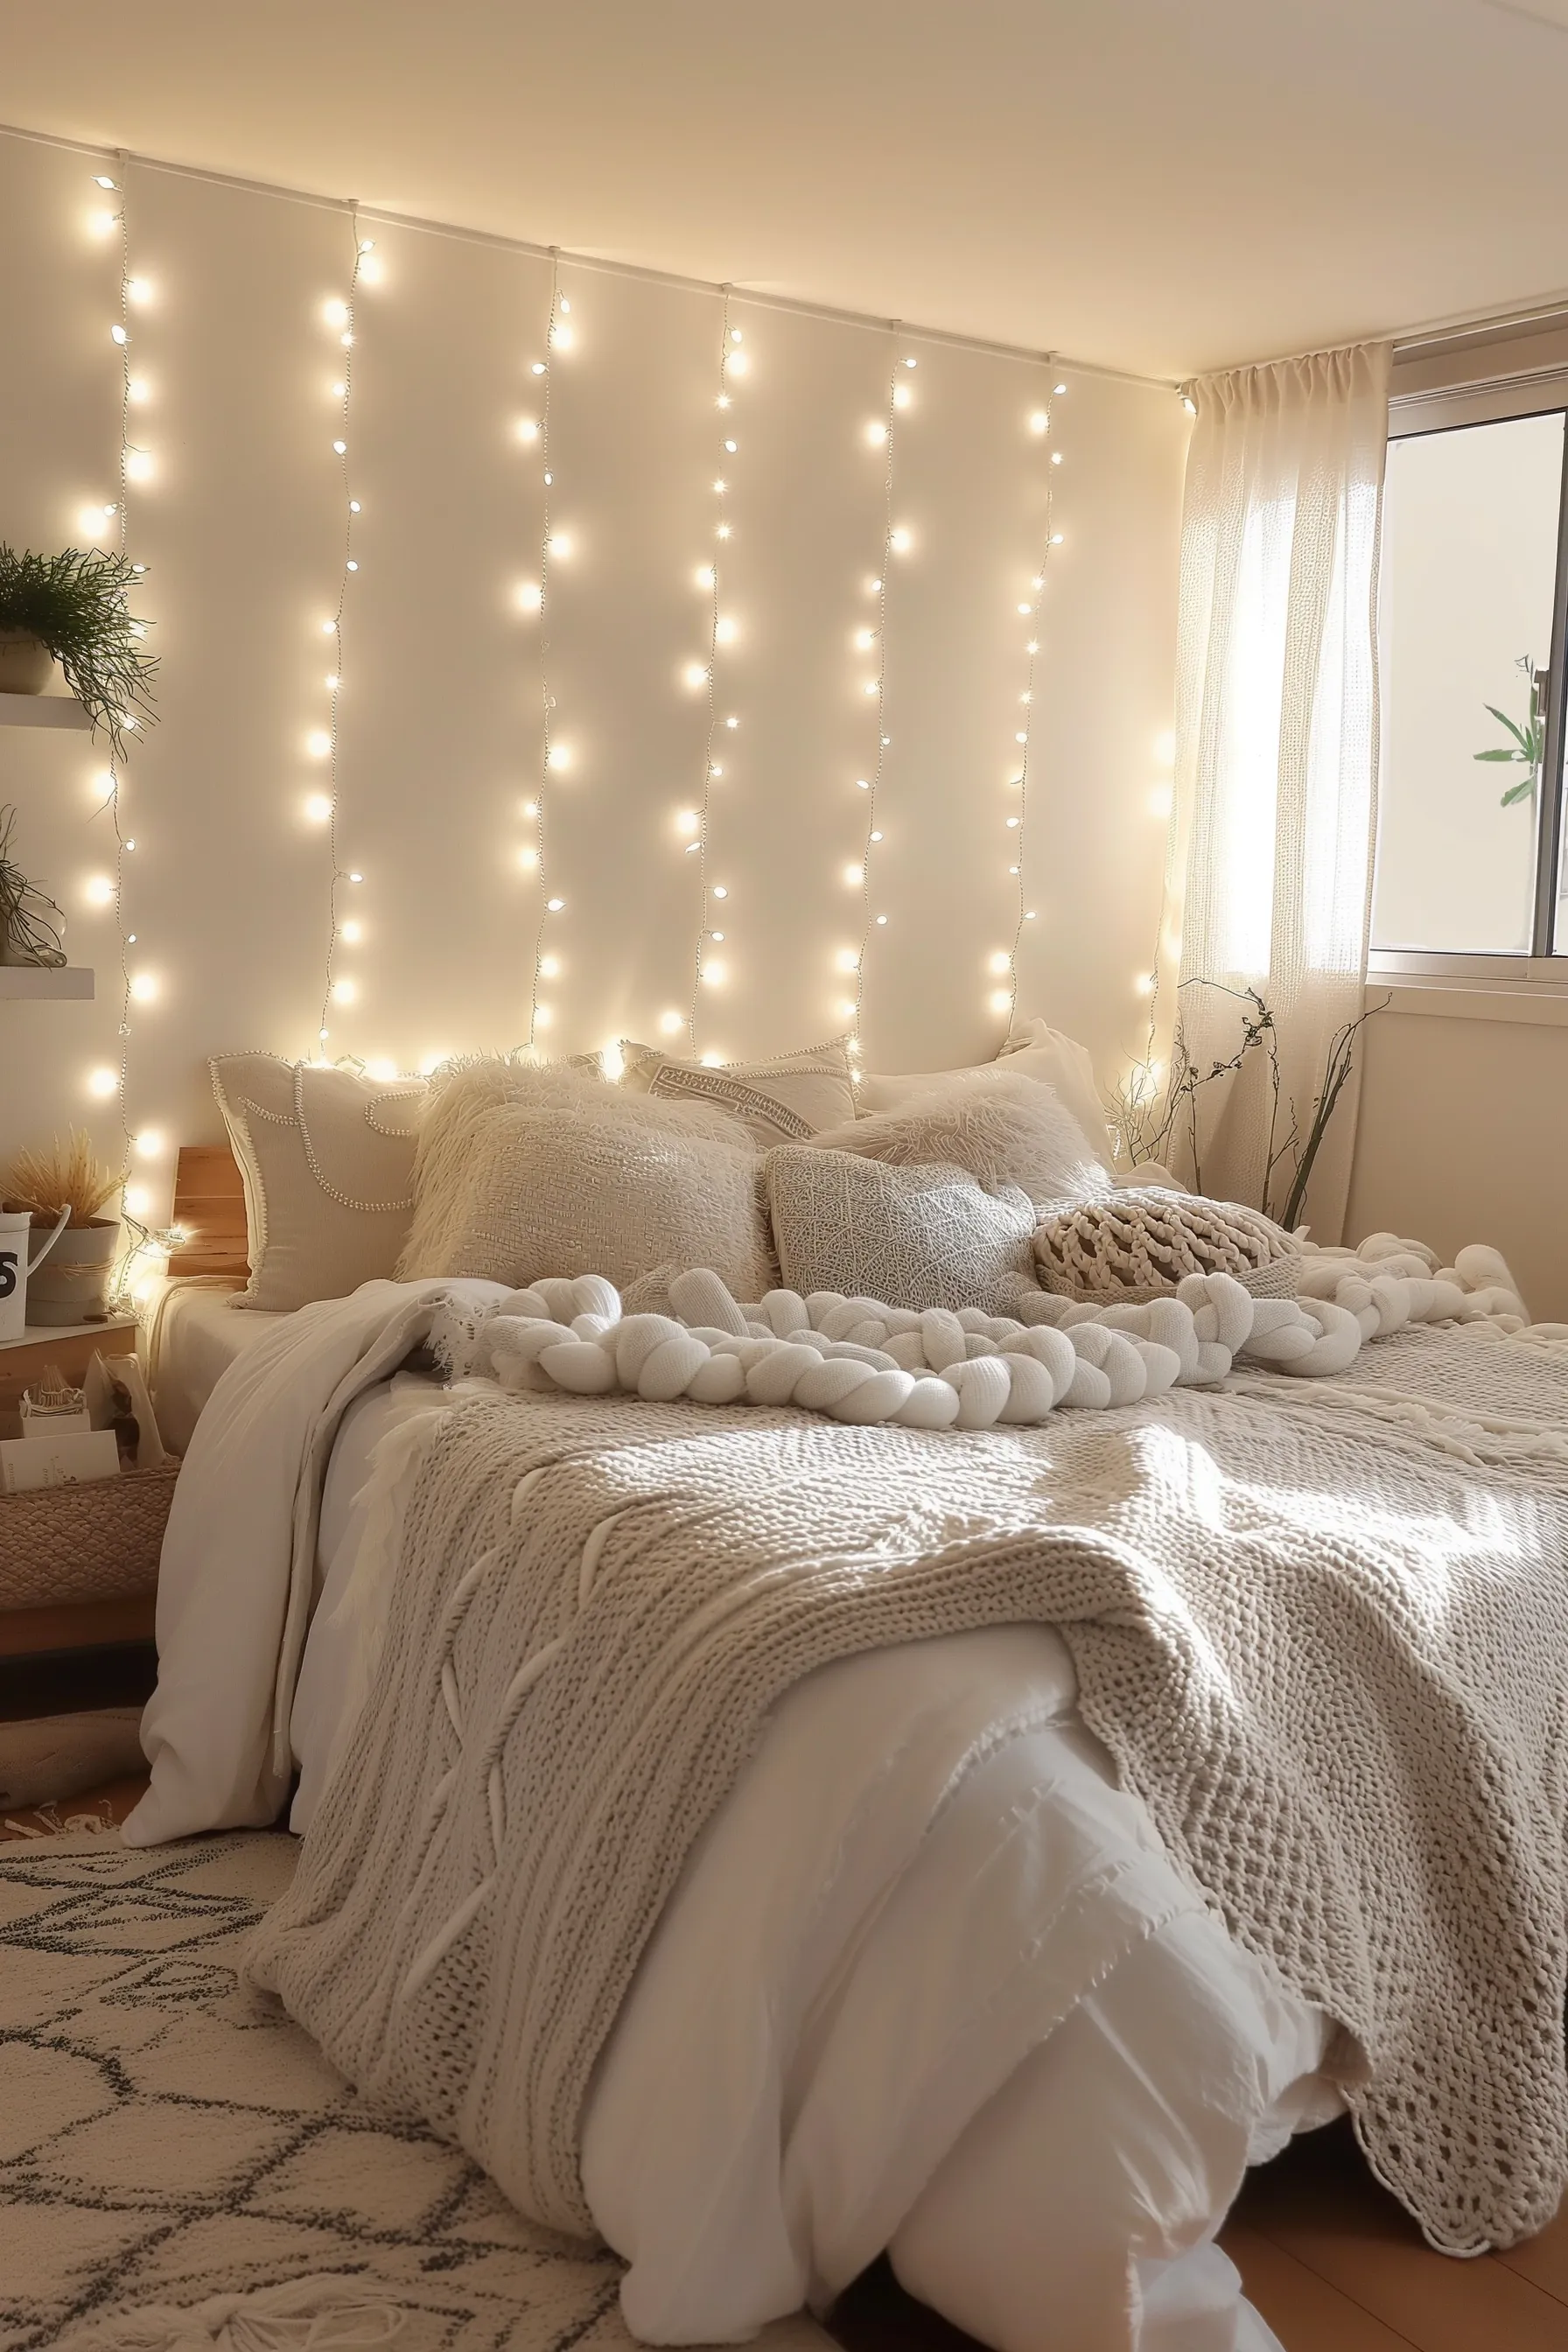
[1374,397,1568,967]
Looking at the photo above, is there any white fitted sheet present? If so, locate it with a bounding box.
[289,1379,1338,2352]
[144,1278,288,1452]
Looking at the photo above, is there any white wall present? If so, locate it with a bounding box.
[1346,1002,1568,1324]
[0,135,1187,1237]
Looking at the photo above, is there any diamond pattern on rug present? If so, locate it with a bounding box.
[0,1831,829,2352]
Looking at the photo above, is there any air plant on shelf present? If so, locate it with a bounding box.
[0,543,158,754]
[0,802,66,968]
[1474,655,1544,808]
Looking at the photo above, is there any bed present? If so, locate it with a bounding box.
[131,1138,1568,2352]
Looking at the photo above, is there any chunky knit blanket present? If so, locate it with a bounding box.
[247,1316,1568,2261]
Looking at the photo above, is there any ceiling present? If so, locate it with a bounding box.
[4,0,1567,379]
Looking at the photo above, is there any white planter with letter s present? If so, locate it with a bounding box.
[0,1206,70,1343]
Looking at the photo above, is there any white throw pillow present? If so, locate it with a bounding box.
[210,1054,427,1312]
[404,1096,775,1297]
[398,1056,618,1279]
[766,1146,1037,1313]
[858,1018,1116,1172]
[620,1035,857,1144]
[808,1068,1112,1212]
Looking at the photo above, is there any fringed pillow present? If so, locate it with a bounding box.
[808,1068,1112,1212]
[1033,1189,1301,1304]
[766,1146,1037,1313]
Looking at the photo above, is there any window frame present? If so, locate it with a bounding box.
[1376,372,1568,984]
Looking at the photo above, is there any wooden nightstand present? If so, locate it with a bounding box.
[0,1317,160,1718]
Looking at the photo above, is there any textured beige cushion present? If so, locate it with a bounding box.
[1033,1189,1301,1303]
[808,1067,1112,1213]
[766,1146,1037,1312]
[211,1054,426,1312]
[858,1019,1116,1172]
[402,1094,774,1296]
[398,1057,618,1279]
[620,1035,856,1144]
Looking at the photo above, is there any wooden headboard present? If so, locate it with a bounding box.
[167,1144,250,1278]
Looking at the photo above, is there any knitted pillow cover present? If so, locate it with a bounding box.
[808,1067,1113,1213]
[766,1146,1038,1313]
[1034,1188,1301,1303]
[619,1035,857,1144]
[402,1096,775,1298]
[210,1054,427,1312]
[398,1057,617,1280]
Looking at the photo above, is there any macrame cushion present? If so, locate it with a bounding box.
[620,1035,857,1144]
[766,1145,1038,1312]
[1033,1188,1301,1303]
[402,1096,776,1298]
[211,1054,427,1312]
[808,1067,1114,1212]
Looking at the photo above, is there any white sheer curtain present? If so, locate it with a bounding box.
[1161,342,1390,1242]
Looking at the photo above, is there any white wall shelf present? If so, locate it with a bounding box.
[0,967,94,1001]
[0,692,90,731]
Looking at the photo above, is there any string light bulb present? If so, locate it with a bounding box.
[312,205,374,1058]
[523,256,573,1048]
[992,368,1068,1034]
[684,286,752,1051]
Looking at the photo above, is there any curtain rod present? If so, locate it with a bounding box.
[0,116,1174,393]
[1392,291,1568,360]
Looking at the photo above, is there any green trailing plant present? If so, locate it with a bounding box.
[1110,977,1387,1230]
[0,802,66,968]
[0,544,157,754]
[1474,654,1543,808]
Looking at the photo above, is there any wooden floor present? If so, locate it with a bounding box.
[828,2120,1568,2351]
[7,1787,1565,2349]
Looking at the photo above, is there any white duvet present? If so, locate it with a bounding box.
[132,1287,1339,2352]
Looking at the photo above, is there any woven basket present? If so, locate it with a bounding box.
[0,1460,179,1613]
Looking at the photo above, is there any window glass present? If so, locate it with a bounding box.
[1375,411,1564,955]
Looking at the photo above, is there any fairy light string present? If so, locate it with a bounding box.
[687,287,739,1046]
[524,250,566,1050]
[849,339,912,1043]
[314,206,370,1057]
[89,155,165,1300]
[997,369,1068,1029]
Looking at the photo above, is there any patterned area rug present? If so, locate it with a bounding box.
[0,1832,831,2352]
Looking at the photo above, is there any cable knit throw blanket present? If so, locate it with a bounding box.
[248,1307,1568,2262]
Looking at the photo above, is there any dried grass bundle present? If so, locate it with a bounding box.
[3,1130,121,1227]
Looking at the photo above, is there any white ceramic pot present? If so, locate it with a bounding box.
[24,1217,120,1326]
[0,632,55,695]
[0,1206,70,1342]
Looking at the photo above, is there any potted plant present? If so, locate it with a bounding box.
[0,545,157,754]
[0,804,66,967]
[2,1131,122,1325]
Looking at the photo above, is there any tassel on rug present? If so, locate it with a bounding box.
[56,2276,404,2352]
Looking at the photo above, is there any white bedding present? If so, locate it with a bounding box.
[280,1355,1337,2352]
[142,1276,286,1452]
